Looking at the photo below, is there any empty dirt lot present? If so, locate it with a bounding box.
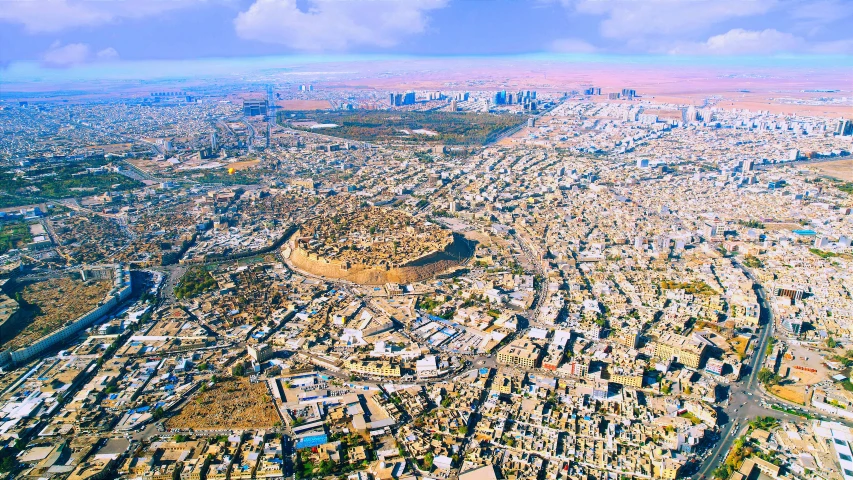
[808,159,853,182]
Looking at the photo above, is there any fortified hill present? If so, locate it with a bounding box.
[285,206,471,285]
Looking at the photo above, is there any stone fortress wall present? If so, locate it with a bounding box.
[287,231,473,285]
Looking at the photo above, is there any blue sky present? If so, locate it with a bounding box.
[1,0,852,68]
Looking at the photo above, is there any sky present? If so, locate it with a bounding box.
[1,0,852,69]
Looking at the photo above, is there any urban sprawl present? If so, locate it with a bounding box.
[0,80,852,480]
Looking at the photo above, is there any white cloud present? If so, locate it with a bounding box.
[549,38,598,53]
[41,41,120,67]
[668,28,823,55]
[789,0,853,27]
[41,41,91,66]
[0,0,201,33]
[96,47,120,60]
[810,38,853,55]
[234,0,447,51]
[566,0,776,40]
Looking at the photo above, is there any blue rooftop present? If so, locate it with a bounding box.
[296,434,328,449]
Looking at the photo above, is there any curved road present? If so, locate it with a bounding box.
[693,262,833,478]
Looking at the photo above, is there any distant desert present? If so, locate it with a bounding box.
[276,99,332,110]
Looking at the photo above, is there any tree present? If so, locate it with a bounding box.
[827,337,839,349]
[152,406,166,420]
[0,455,15,474]
[423,452,434,470]
[758,368,780,387]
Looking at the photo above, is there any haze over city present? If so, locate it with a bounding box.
[0,2,852,480]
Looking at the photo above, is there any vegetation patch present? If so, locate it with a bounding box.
[742,254,763,269]
[770,404,813,419]
[737,219,766,229]
[0,222,33,254]
[279,110,524,145]
[659,280,718,296]
[175,266,217,299]
[809,248,838,259]
[0,156,143,208]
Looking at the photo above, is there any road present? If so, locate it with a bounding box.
[510,230,547,324]
[485,96,566,146]
[693,263,789,479]
[159,264,189,305]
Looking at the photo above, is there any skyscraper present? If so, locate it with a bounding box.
[390,91,416,106]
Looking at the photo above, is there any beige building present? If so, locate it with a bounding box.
[345,360,401,377]
[654,458,683,480]
[653,332,706,368]
[609,371,643,388]
[248,343,273,363]
[496,339,541,368]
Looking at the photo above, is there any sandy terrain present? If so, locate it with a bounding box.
[730,336,750,357]
[227,159,261,171]
[276,99,332,110]
[770,385,808,405]
[95,143,134,154]
[764,223,803,232]
[808,159,853,182]
[127,158,168,176]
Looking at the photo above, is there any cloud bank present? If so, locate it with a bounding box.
[41,41,119,67]
[234,0,448,51]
